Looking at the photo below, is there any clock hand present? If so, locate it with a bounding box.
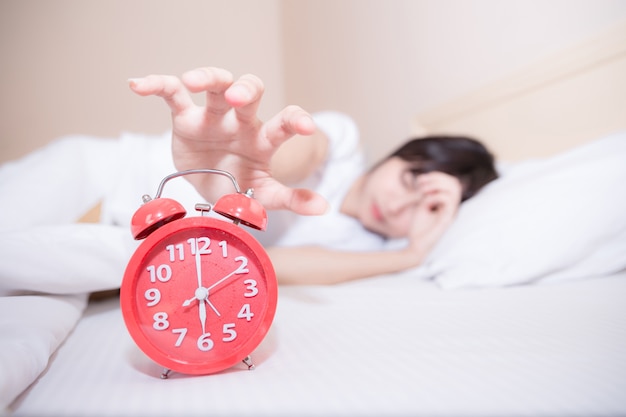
[186,243,243,320]
[205,298,221,317]
[182,287,221,315]
[183,240,221,329]
[206,259,248,292]
[195,239,203,288]
[206,269,239,292]
[182,239,205,306]
[190,266,240,320]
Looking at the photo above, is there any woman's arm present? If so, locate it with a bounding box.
[270,172,462,285]
[268,245,425,285]
[270,129,329,186]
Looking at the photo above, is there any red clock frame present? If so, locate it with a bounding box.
[121,216,277,376]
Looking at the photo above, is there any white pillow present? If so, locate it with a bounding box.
[415,131,626,289]
[0,294,87,409]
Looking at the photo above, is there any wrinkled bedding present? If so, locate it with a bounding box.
[2,130,625,413]
[8,271,626,416]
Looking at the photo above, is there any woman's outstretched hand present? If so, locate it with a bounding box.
[129,67,328,216]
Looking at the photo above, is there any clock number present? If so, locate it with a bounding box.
[243,279,258,297]
[172,328,188,347]
[188,237,211,255]
[222,323,237,342]
[170,327,236,348]
[165,243,185,262]
[146,264,172,283]
[153,312,169,330]
[144,288,161,306]
[237,304,254,321]
[234,256,249,274]
[219,240,228,257]
[197,334,214,351]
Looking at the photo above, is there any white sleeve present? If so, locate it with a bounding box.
[99,131,205,227]
[312,111,363,166]
[255,111,385,251]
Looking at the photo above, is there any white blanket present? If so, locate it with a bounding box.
[0,135,135,409]
[2,129,626,410]
[9,272,626,416]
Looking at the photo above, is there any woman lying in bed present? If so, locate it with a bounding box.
[0,66,496,289]
[125,67,498,285]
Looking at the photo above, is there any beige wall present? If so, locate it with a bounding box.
[0,0,285,163]
[2,0,626,165]
[412,21,626,161]
[282,0,626,165]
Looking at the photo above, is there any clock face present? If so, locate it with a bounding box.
[121,216,277,375]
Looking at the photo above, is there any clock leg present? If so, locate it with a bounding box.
[161,368,171,379]
[242,356,255,370]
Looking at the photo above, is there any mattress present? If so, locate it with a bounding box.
[9,270,626,417]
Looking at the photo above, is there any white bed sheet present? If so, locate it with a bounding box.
[8,270,626,417]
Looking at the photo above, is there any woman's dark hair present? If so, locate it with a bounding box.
[387,135,498,201]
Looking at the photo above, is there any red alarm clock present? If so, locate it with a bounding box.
[120,169,277,378]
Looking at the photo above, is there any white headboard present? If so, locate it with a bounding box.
[413,21,626,161]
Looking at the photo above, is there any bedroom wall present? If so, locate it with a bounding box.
[0,0,285,163]
[282,0,626,164]
[413,21,626,161]
[2,1,626,166]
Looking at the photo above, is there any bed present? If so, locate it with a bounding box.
[3,23,626,417]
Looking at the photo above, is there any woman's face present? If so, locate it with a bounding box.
[346,157,425,239]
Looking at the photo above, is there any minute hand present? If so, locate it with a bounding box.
[206,256,249,292]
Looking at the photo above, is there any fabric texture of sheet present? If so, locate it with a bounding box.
[8,272,626,416]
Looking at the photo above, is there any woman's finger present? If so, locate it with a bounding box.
[225,73,265,122]
[181,67,235,115]
[263,183,329,215]
[418,172,462,196]
[262,105,316,148]
[128,74,194,114]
